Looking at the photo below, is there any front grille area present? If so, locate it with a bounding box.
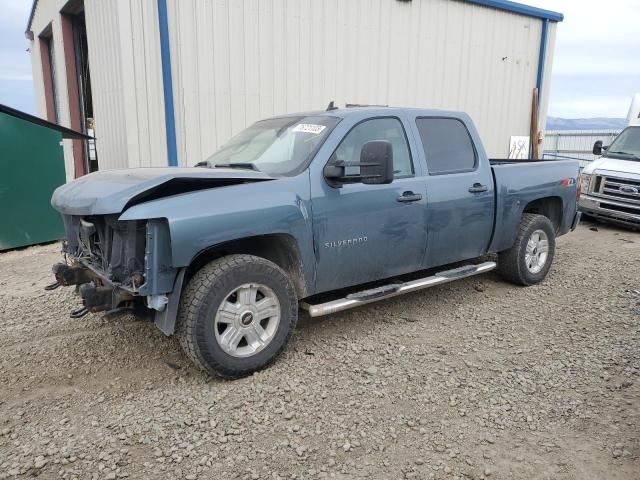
[592,174,640,213]
[63,215,146,286]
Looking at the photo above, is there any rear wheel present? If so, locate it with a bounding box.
[497,213,556,286]
[176,255,298,378]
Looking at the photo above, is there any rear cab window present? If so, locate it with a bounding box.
[415,118,477,175]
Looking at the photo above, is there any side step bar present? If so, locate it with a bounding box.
[300,261,496,317]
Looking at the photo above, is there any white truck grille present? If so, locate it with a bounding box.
[592,175,640,216]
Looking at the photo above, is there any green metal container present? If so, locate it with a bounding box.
[0,107,68,250]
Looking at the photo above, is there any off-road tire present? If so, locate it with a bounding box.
[176,255,298,378]
[497,213,556,286]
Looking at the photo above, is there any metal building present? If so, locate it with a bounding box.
[26,0,562,179]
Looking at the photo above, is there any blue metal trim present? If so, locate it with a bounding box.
[465,0,563,22]
[536,18,549,108]
[157,0,178,167]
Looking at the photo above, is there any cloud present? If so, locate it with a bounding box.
[0,74,32,81]
[528,0,640,118]
[0,0,35,112]
[548,96,634,119]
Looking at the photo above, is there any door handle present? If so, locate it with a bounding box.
[468,183,489,193]
[397,191,423,203]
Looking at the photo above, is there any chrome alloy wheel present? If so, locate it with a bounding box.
[214,283,281,358]
[525,229,549,274]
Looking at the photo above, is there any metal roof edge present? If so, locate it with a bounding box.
[464,0,564,22]
[0,103,93,140]
[25,0,38,34]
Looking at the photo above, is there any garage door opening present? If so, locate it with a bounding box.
[61,0,98,174]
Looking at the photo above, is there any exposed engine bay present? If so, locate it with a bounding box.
[49,215,154,318]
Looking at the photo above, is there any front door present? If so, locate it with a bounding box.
[411,116,495,267]
[311,117,427,294]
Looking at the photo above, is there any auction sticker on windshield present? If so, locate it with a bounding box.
[292,124,326,134]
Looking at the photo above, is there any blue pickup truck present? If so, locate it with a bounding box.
[50,107,581,377]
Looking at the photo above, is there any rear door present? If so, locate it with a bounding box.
[310,116,427,293]
[410,116,495,268]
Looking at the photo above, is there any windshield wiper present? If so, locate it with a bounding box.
[607,151,640,160]
[214,163,260,171]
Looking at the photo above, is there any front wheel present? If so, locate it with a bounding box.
[497,213,556,286]
[176,255,298,378]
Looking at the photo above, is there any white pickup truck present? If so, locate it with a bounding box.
[578,94,640,228]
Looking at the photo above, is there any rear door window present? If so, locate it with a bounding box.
[415,118,477,175]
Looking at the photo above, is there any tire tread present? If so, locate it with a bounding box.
[176,255,297,378]
[497,213,555,286]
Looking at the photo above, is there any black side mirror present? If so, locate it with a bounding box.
[593,140,603,155]
[360,140,394,185]
[324,140,394,186]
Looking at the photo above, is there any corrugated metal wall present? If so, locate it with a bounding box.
[543,130,620,167]
[30,0,167,174]
[84,0,168,170]
[30,0,556,172]
[167,0,555,164]
[83,1,128,170]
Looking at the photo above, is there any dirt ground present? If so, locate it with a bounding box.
[0,220,638,480]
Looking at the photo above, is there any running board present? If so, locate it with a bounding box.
[300,261,496,317]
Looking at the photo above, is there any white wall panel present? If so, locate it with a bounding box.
[168,0,551,163]
[31,0,559,172]
[84,0,128,170]
[29,0,167,174]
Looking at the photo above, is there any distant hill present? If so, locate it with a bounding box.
[546,117,627,131]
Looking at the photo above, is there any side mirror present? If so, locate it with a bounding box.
[360,140,394,185]
[593,140,603,155]
[323,140,394,186]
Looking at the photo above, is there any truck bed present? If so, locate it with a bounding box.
[489,158,565,165]
[488,159,581,253]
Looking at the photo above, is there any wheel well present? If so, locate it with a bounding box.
[188,234,307,298]
[523,197,562,232]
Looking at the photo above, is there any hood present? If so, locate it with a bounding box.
[583,157,640,177]
[51,167,274,216]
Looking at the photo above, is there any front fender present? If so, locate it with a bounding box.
[119,174,315,292]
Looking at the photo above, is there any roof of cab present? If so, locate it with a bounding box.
[273,105,469,120]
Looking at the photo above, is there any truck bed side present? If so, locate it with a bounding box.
[489,160,580,253]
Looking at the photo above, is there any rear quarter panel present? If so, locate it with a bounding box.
[490,160,580,252]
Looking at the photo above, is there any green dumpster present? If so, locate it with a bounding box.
[0,104,90,251]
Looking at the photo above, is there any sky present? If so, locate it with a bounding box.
[526,0,640,118]
[0,0,639,119]
[0,0,34,113]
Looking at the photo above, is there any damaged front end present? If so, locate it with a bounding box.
[49,215,180,329]
[48,166,275,332]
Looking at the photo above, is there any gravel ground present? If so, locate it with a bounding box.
[0,221,638,480]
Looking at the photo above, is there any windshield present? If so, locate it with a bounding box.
[604,127,640,161]
[205,115,340,175]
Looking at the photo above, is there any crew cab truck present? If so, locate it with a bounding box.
[579,125,640,228]
[49,107,581,378]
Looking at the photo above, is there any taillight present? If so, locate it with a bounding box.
[576,175,582,201]
[560,177,581,201]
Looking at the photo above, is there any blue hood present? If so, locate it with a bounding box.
[51,167,274,216]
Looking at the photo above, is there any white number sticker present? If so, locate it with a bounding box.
[292,124,326,134]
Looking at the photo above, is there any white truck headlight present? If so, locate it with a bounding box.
[580,173,592,193]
